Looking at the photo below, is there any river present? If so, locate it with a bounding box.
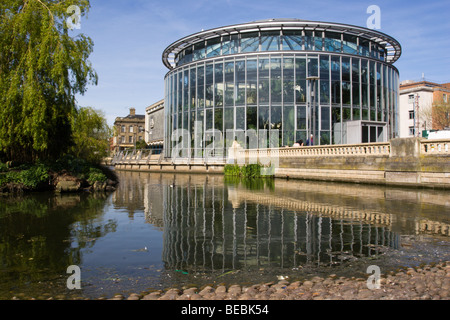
[0,170,449,299]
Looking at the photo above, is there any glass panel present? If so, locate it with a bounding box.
[321,106,330,130]
[215,61,223,107]
[205,63,214,108]
[224,107,234,131]
[342,57,350,82]
[283,130,295,147]
[271,58,282,104]
[296,130,307,144]
[320,56,329,80]
[214,108,223,133]
[360,39,370,57]
[271,105,282,147]
[342,82,351,106]
[343,34,358,55]
[353,106,361,120]
[183,69,189,111]
[205,109,213,130]
[297,106,307,130]
[241,32,259,53]
[177,71,183,112]
[295,57,306,103]
[320,131,330,145]
[206,37,221,58]
[197,65,205,109]
[224,61,234,107]
[271,105,282,131]
[222,34,239,55]
[314,31,323,51]
[259,106,269,130]
[235,60,246,105]
[261,31,280,51]
[190,67,196,108]
[343,106,351,121]
[320,80,330,104]
[305,31,314,50]
[283,57,295,103]
[308,57,318,77]
[331,105,341,144]
[259,58,270,104]
[236,107,245,130]
[352,58,360,83]
[324,32,341,52]
[283,105,295,132]
[371,43,378,59]
[247,59,257,105]
[352,82,360,107]
[193,41,206,60]
[282,30,302,50]
[247,106,257,131]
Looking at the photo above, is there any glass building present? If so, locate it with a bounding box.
[162,19,402,159]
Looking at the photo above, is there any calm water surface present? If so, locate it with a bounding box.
[0,171,449,299]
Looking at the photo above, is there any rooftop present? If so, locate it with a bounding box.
[162,18,402,69]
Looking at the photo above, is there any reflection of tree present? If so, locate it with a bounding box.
[0,193,114,290]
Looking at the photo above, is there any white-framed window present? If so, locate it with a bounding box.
[121,125,126,133]
[409,126,415,136]
[129,126,134,133]
[409,110,415,119]
[129,136,133,143]
[408,94,414,104]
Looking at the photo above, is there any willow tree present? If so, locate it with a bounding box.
[0,0,97,162]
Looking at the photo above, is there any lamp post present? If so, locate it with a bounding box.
[307,76,320,145]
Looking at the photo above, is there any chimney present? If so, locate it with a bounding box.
[129,108,136,116]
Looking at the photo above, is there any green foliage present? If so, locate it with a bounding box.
[224,164,241,176]
[0,163,49,188]
[0,0,97,163]
[224,164,274,178]
[0,162,7,173]
[69,107,111,164]
[135,140,148,150]
[86,167,107,184]
[54,154,114,183]
[240,164,262,178]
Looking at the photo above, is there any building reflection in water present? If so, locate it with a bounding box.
[113,171,449,276]
[157,174,400,273]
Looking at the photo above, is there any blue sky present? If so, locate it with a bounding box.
[73,0,450,125]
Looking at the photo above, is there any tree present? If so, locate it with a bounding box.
[69,107,111,163]
[431,98,450,130]
[0,0,97,163]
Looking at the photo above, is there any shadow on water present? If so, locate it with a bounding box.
[0,171,449,299]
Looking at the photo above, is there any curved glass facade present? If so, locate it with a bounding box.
[163,21,400,159]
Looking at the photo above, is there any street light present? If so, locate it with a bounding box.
[307,76,320,145]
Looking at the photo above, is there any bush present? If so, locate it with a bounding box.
[0,162,7,173]
[87,168,107,184]
[0,163,49,188]
[224,163,274,179]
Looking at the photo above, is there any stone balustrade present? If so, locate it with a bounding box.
[421,139,450,155]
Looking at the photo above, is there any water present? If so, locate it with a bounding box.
[0,171,449,299]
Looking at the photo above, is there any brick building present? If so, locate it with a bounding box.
[113,108,145,152]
